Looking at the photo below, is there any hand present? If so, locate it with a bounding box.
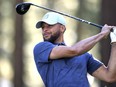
[110,27,116,44]
[101,24,113,38]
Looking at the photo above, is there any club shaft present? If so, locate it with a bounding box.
[32,3,103,29]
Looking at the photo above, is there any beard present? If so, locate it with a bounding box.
[43,31,61,43]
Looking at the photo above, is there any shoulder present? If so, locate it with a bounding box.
[79,53,97,63]
[34,41,55,49]
[80,52,92,59]
[34,41,54,47]
[33,41,56,54]
[33,41,56,62]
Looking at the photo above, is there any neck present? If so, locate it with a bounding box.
[54,35,64,44]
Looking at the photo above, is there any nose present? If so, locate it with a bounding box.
[42,27,48,32]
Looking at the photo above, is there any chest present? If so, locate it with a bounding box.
[46,57,89,87]
[53,56,88,71]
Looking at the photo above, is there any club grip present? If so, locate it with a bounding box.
[90,22,114,32]
[90,22,103,29]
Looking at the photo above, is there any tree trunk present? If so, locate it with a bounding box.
[100,0,116,87]
[13,0,24,87]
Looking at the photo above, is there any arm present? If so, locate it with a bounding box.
[92,43,116,83]
[50,24,113,59]
[92,29,116,83]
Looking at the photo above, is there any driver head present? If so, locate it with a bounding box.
[16,2,32,15]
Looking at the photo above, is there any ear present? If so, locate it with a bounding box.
[60,25,66,33]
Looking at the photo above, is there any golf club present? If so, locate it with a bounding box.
[16,2,114,32]
[16,2,113,32]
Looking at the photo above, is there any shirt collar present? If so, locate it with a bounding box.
[54,42,66,46]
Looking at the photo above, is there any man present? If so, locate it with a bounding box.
[33,12,116,87]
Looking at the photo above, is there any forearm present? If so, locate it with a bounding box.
[72,32,105,55]
[107,43,116,81]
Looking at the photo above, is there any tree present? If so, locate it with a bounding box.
[13,0,24,87]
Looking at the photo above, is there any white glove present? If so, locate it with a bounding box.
[110,27,116,44]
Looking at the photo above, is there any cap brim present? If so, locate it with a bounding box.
[36,19,57,29]
[36,21,43,28]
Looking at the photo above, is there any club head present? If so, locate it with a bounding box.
[16,2,32,15]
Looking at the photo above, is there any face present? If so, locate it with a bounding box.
[41,23,64,43]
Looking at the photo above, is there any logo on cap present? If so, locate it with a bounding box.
[43,14,49,19]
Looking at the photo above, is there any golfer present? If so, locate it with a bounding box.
[33,12,116,87]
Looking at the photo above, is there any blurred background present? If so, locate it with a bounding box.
[0,0,116,87]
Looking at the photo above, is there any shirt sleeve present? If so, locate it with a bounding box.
[33,41,55,63]
[87,53,103,75]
